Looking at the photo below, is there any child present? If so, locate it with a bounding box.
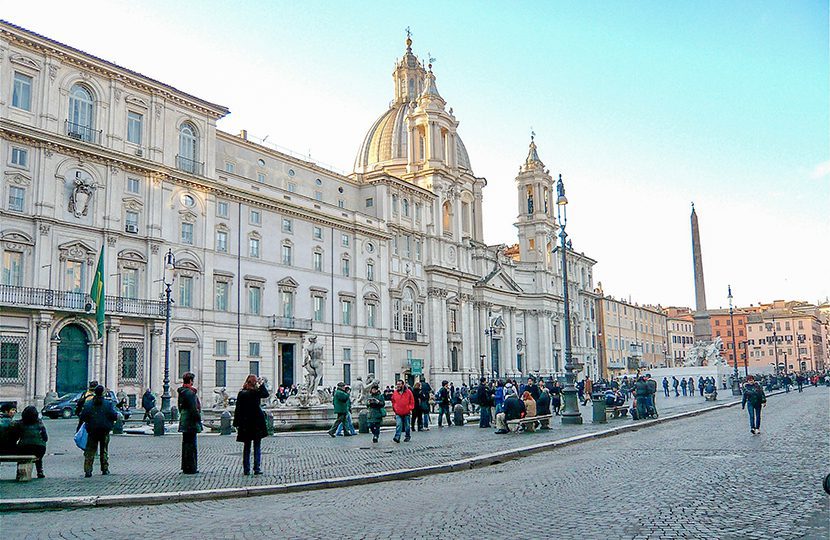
[16,406,48,478]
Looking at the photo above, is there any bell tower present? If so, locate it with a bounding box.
[515,135,557,266]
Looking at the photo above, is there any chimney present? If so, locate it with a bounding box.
[239,129,247,140]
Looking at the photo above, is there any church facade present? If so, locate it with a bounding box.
[0,22,598,407]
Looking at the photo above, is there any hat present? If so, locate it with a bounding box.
[336,382,345,388]
[88,380,98,389]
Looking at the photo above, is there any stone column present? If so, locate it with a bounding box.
[150,327,163,392]
[105,321,120,390]
[49,335,59,393]
[34,315,53,404]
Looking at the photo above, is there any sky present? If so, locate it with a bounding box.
[5,1,828,308]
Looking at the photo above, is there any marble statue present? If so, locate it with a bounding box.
[303,335,324,395]
[212,387,230,408]
[684,336,725,367]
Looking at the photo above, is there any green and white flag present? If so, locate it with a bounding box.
[90,247,105,339]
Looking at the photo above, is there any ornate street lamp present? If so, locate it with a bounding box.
[160,248,176,417]
[728,285,741,395]
[555,174,582,425]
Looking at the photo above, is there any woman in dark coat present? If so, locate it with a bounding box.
[177,372,202,474]
[233,375,270,475]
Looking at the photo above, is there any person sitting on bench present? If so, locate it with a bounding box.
[521,391,537,432]
[0,403,19,456]
[704,380,718,400]
[494,388,525,434]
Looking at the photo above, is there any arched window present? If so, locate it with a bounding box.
[68,84,95,142]
[451,346,459,372]
[402,287,415,332]
[402,198,409,217]
[442,201,452,235]
[178,123,199,173]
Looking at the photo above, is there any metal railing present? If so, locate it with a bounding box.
[0,284,165,318]
[176,155,204,176]
[65,120,101,144]
[268,316,313,331]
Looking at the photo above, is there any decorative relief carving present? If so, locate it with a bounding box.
[113,87,122,101]
[43,148,53,158]
[150,244,160,255]
[7,173,31,186]
[48,64,58,81]
[106,235,117,247]
[155,103,162,118]
[427,287,448,298]
[68,170,97,218]
[58,241,96,265]
[38,223,51,236]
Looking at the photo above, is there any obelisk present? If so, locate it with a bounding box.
[690,203,711,342]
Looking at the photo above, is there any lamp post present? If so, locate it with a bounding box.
[727,285,741,395]
[479,354,486,380]
[555,174,582,425]
[740,339,750,377]
[767,315,781,376]
[160,248,176,417]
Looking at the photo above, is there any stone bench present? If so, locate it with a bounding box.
[0,455,38,482]
[507,414,553,432]
[605,405,629,420]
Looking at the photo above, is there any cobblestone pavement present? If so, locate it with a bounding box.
[1,391,740,500]
[4,388,827,539]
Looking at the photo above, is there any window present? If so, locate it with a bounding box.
[392,235,398,256]
[404,235,411,258]
[365,197,374,207]
[257,172,266,183]
[127,177,141,194]
[178,276,193,307]
[281,290,294,318]
[181,222,194,244]
[368,357,376,376]
[402,288,415,332]
[216,230,228,252]
[215,281,229,311]
[314,191,323,201]
[313,227,322,240]
[127,111,143,145]
[225,162,235,173]
[313,296,325,322]
[249,237,260,258]
[416,302,424,334]
[68,84,95,141]
[121,347,138,379]
[341,234,350,247]
[121,268,138,299]
[341,299,352,325]
[249,209,261,225]
[338,199,345,208]
[217,200,229,218]
[367,261,374,281]
[215,340,228,356]
[281,218,293,233]
[392,194,399,214]
[249,286,262,315]
[177,350,191,378]
[313,251,323,271]
[64,260,85,292]
[0,342,21,380]
[341,257,350,277]
[415,239,422,261]
[449,308,458,333]
[415,203,422,222]
[393,299,401,331]
[343,362,351,386]
[249,361,260,376]
[282,244,293,265]
[402,199,409,217]
[367,303,377,328]
[125,211,139,232]
[249,342,261,357]
[8,186,24,212]
[10,147,28,168]
[12,72,32,111]
[179,123,198,171]
[215,360,227,387]
[287,182,297,193]
[2,252,23,286]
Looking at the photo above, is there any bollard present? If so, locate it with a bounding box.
[153,411,166,436]
[265,410,275,437]
[220,410,232,435]
[358,410,369,433]
[170,406,179,422]
[453,404,465,426]
[591,396,607,424]
[148,407,159,424]
[113,411,124,434]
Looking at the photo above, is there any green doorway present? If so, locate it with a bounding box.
[56,324,89,395]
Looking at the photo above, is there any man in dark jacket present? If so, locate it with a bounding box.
[672,376,680,396]
[141,388,156,422]
[494,390,525,434]
[662,377,669,397]
[233,376,270,474]
[634,377,651,420]
[177,372,202,474]
[328,382,351,438]
[536,385,552,429]
[477,378,493,428]
[75,380,98,430]
[526,377,541,401]
[79,385,117,477]
[645,374,658,415]
[437,381,452,427]
[741,375,767,434]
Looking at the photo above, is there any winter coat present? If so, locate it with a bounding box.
[15,420,47,448]
[233,385,270,442]
[177,385,203,433]
[75,389,95,417]
[391,387,415,416]
[438,386,451,406]
[477,384,493,407]
[646,379,657,396]
[634,380,650,397]
[418,387,431,412]
[742,384,767,408]
[0,417,20,454]
[584,379,593,396]
[680,379,688,388]
[80,397,118,436]
[502,394,526,421]
[366,394,386,424]
[141,391,156,411]
[536,391,551,415]
[494,387,505,406]
[332,388,350,414]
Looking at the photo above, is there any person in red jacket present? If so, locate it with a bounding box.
[390,380,414,443]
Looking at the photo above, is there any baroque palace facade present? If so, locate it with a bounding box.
[0,22,598,407]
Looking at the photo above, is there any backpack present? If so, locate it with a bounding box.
[470,390,479,405]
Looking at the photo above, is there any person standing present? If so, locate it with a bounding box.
[79,385,117,477]
[327,382,351,437]
[645,374,657,415]
[141,388,156,422]
[494,380,505,414]
[698,377,705,398]
[411,381,423,431]
[662,377,669,397]
[417,382,431,431]
[335,386,357,436]
[550,380,562,415]
[366,385,386,443]
[741,375,767,434]
[634,377,651,419]
[672,376,680,396]
[576,379,585,405]
[536,385,552,429]
[177,372,202,474]
[688,377,696,397]
[391,380,414,443]
[437,380,452,427]
[75,381,98,430]
[583,377,593,405]
[15,406,48,478]
[232,375,270,475]
[477,378,493,428]
[680,377,688,396]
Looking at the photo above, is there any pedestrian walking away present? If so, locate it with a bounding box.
[672,376,680,397]
[79,385,117,477]
[177,372,203,474]
[327,382,351,437]
[15,406,48,478]
[75,381,98,431]
[418,381,431,430]
[662,377,669,397]
[232,375,270,475]
[390,380,414,442]
[141,388,156,422]
[477,378,493,428]
[366,385,386,443]
[741,375,767,434]
[411,381,423,431]
[335,386,357,436]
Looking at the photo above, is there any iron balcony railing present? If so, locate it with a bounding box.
[0,284,165,318]
[176,155,204,176]
[268,316,313,332]
[65,120,102,144]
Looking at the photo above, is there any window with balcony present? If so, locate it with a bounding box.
[121,268,138,299]
[10,147,28,168]
[181,222,194,245]
[12,72,32,111]
[7,186,24,212]
[249,285,262,315]
[127,111,143,145]
[1,252,23,286]
[178,123,199,173]
[178,275,193,307]
[402,288,415,332]
[216,230,228,253]
[64,260,86,293]
[67,84,96,142]
[281,290,294,318]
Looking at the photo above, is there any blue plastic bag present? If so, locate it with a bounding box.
[74,423,88,450]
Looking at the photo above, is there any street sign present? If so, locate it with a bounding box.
[409,358,423,375]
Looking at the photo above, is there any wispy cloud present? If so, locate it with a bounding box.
[810,160,830,179]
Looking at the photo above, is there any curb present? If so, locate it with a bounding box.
[2,390,785,512]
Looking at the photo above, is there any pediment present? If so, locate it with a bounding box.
[1,230,34,248]
[125,94,149,108]
[58,240,97,263]
[277,276,299,288]
[118,249,146,263]
[179,209,197,223]
[122,196,144,210]
[477,265,523,293]
[5,171,32,186]
[10,54,40,71]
